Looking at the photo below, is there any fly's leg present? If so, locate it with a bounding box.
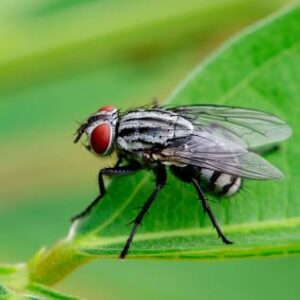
[191,178,232,245]
[119,166,167,259]
[71,162,140,222]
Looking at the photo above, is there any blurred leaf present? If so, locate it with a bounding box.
[0,283,10,296]
[0,0,287,94]
[28,4,300,285]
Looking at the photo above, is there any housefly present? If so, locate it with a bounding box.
[73,104,291,259]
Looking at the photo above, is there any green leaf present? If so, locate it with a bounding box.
[28,4,300,284]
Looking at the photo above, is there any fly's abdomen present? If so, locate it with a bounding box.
[199,169,242,196]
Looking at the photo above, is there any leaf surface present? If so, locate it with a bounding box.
[65,5,300,260]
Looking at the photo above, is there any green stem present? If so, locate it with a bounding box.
[27,239,90,286]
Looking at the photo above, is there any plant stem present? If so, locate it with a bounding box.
[27,239,90,286]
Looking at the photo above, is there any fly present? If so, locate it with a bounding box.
[73,104,292,259]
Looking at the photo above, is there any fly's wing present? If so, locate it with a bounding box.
[166,105,291,150]
[159,128,283,180]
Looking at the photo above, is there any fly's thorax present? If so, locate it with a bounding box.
[198,168,242,196]
[116,109,194,152]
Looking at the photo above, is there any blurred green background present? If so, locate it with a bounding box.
[0,0,299,299]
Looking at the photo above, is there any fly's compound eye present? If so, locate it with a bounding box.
[90,123,113,155]
[98,105,116,113]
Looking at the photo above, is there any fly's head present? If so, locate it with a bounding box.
[74,105,118,155]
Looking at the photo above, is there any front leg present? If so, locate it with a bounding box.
[71,161,141,222]
[119,165,167,259]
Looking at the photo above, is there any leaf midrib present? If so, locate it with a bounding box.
[76,216,300,248]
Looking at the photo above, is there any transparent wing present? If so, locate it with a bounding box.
[159,129,283,180]
[166,105,292,149]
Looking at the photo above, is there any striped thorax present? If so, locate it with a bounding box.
[117,109,194,152]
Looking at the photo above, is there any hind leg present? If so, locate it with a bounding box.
[170,165,232,244]
[191,178,232,244]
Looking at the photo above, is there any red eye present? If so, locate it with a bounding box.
[98,105,116,112]
[90,123,112,154]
